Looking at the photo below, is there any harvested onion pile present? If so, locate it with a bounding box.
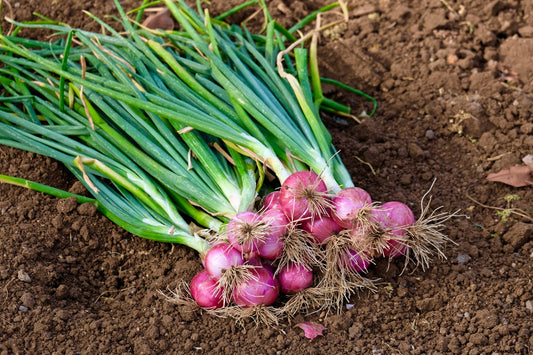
[0,0,452,323]
[190,170,452,321]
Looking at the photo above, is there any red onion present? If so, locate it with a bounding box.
[278,262,313,294]
[226,211,265,253]
[342,220,385,259]
[261,262,276,275]
[262,191,282,211]
[301,215,342,244]
[379,201,415,258]
[332,187,372,229]
[257,208,287,260]
[232,266,280,307]
[383,239,407,258]
[204,242,244,278]
[279,171,329,221]
[342,249,371,273]
[245,250,263,266]
[190,269,224,309]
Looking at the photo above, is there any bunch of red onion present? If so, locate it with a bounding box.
[190,171,450,313]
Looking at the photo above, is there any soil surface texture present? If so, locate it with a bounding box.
[1,0,532,354]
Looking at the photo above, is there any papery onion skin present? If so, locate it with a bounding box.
[342,249,371,273]
[383,239,407,258]
[232,266,280,307]
[262,191,282,211]
[226,211,264,253]
[332,187,372,229]
[279,171,328,220]
[379,201,415,258]
[278,262,313,295]
[258,208,287,260]
[204,242,244,278]
[301,215,342,244]
[190,269,224,309]
[245,250,263,266]
[261,262,276,275]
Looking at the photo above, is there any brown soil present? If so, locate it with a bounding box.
[1,0,533,354]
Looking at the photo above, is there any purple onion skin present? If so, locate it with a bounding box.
[379,201,415,258]
[245,250,263,266]
[301,215,342,244]
[261,262,276,275]
[257,233,284,260]
[258,208,287,260]
[279,171,328,220]
[232,266,280,307]
[204,243,244,278]
[337,187,372,203]
[278,263,313,295]
[383,239,407,258]
[226,211,264,253]
[262,191,282,211]
[332,187,372,229]
[342,249,371,273]
[190,269,224,309]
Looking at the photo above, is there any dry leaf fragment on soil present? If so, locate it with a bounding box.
[142,8,174,31]
[486,165,533,187]
[295,321,326,340]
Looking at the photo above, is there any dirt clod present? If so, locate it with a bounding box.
[20,292,35,308]
[56,196,78,214]
[502,222,533,249]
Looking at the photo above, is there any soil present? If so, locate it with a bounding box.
[1,0,533,354]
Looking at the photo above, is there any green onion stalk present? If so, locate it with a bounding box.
[0,0,374,256]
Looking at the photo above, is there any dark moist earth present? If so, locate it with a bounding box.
[1,0,532,354]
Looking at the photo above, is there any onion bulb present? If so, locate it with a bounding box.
[226,211,265,253]
[257,208,287,260]
[301,215,342,244]
[332,187,372,229]
[190,269,224,308]
[204,242,244,278]
[278,262,313,294]
[232,266,280,307]
[279,171,330,221]
[379,201,415,258]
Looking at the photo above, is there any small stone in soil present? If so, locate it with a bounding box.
[17,270,31,282]
[457,253,472,264]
